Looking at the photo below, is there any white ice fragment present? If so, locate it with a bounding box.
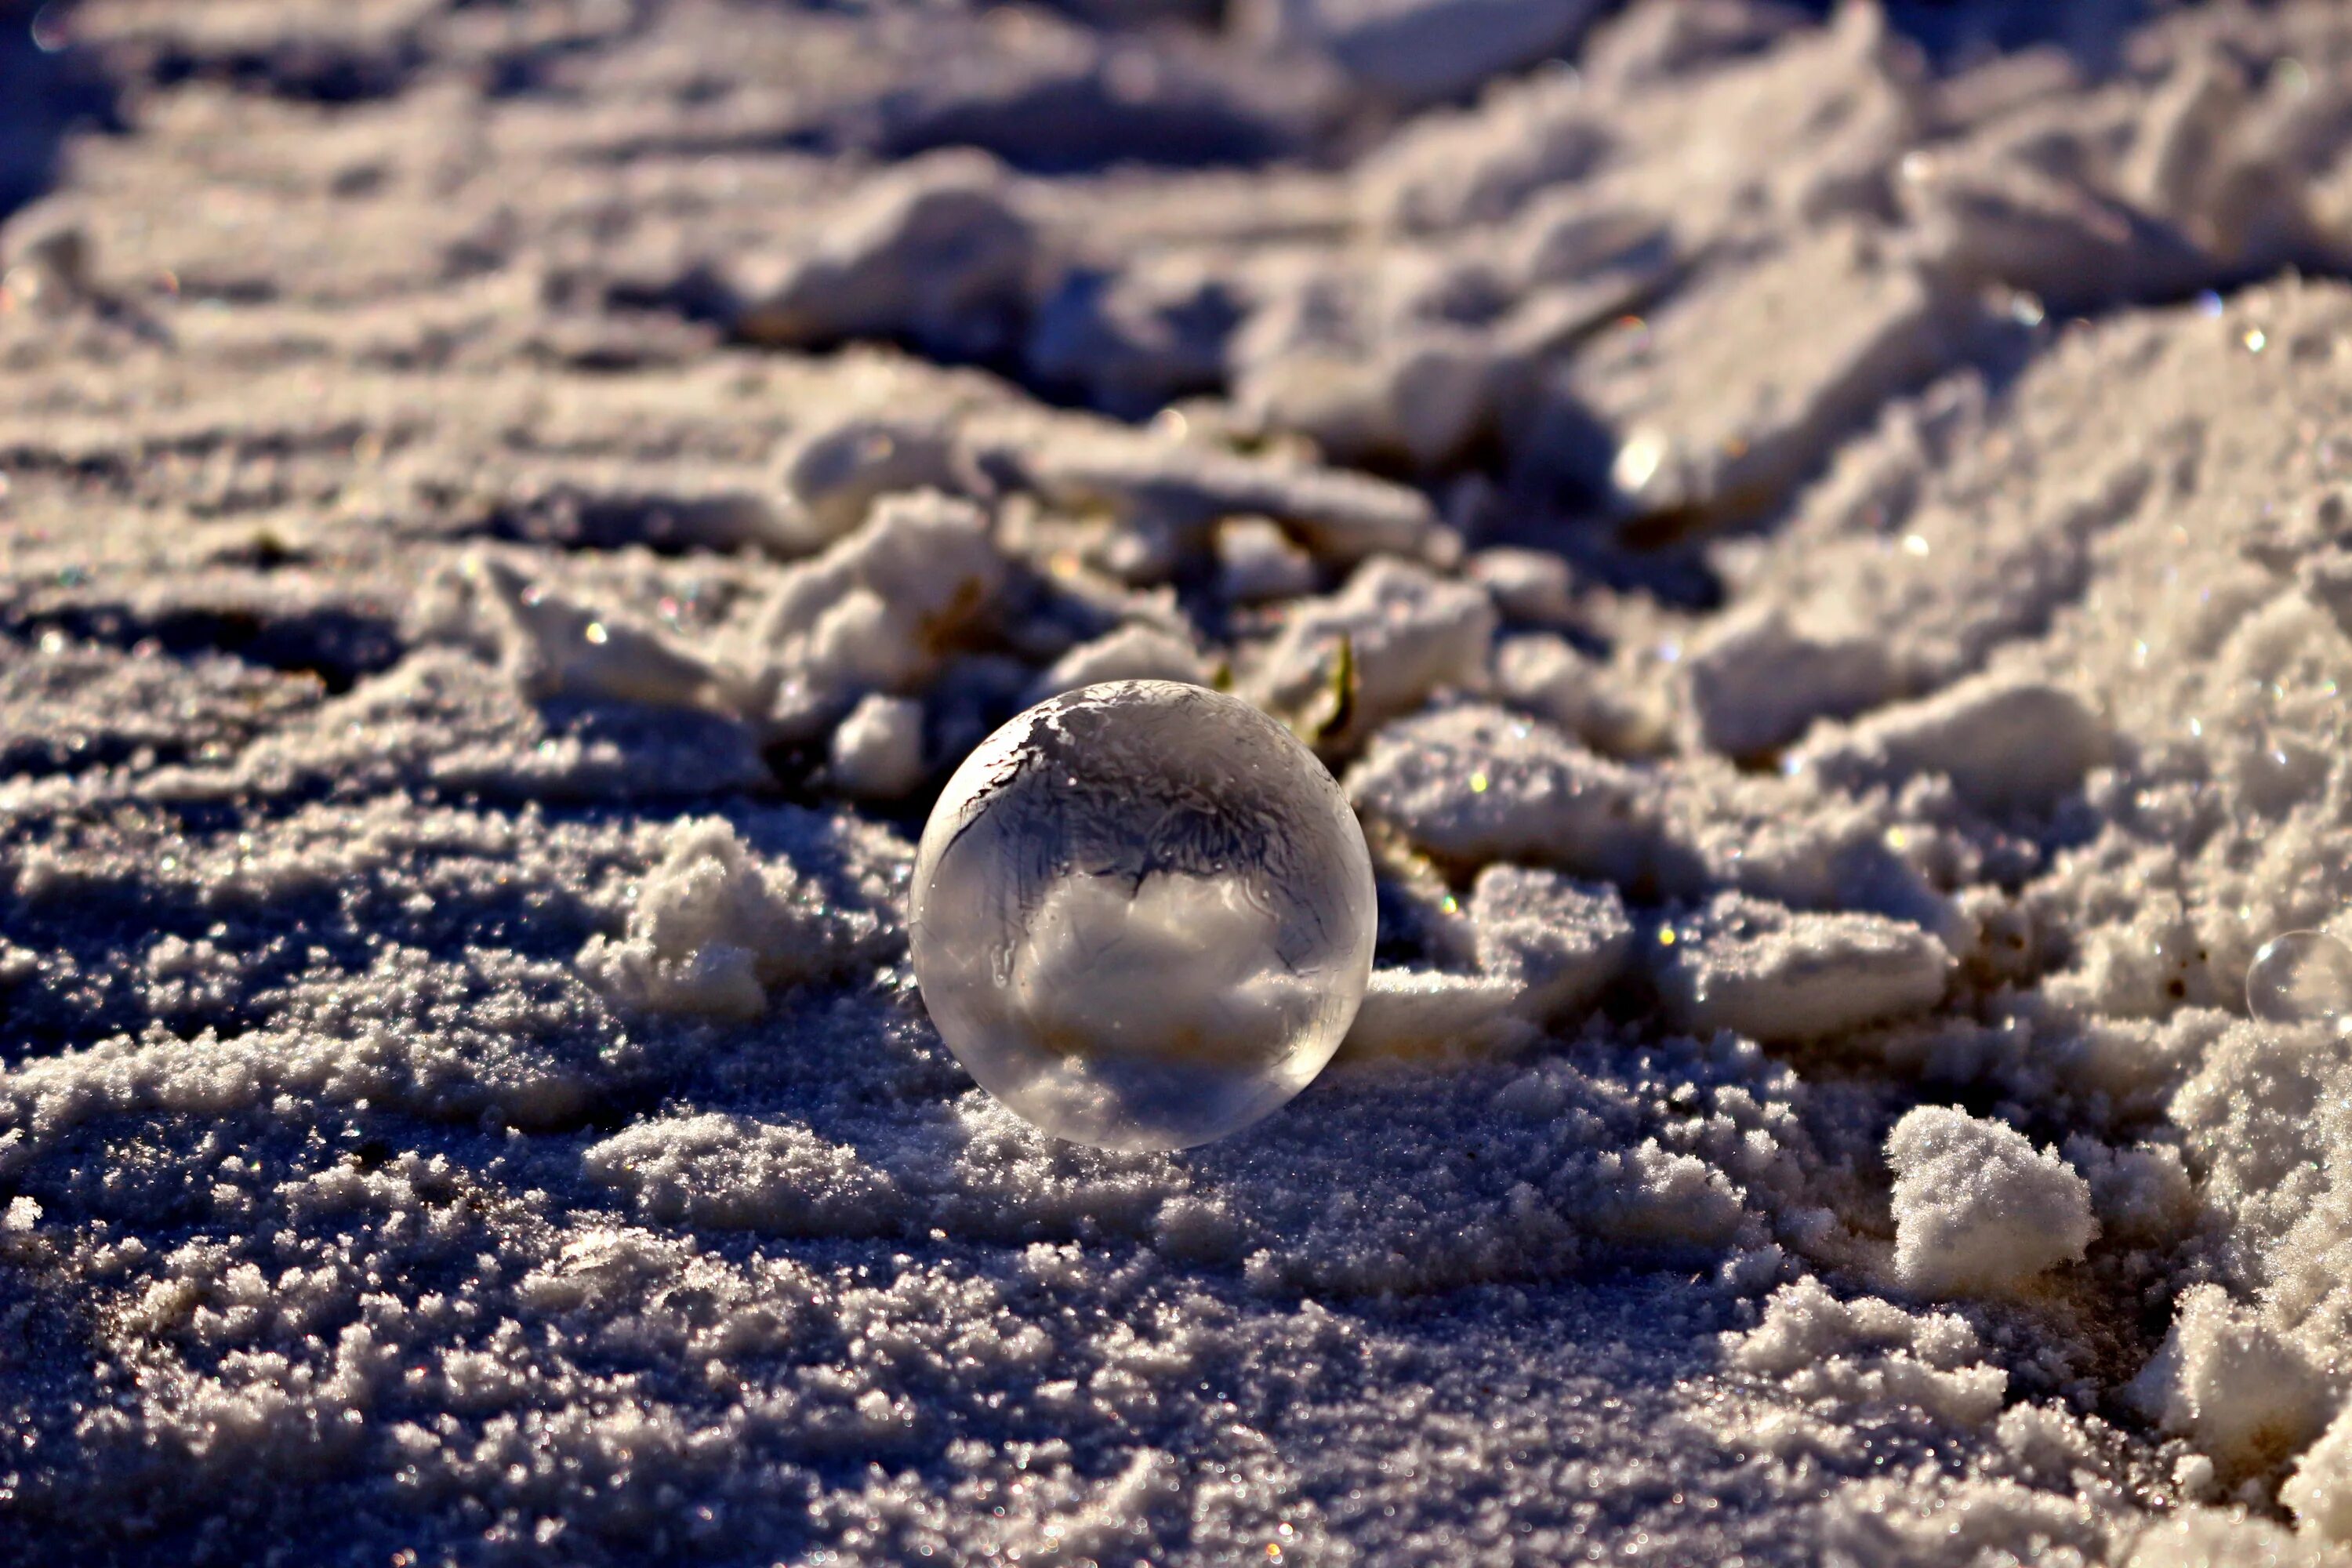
[748,489,1007,739]
[1022,624,1211,706]
[1466,547,1577,626]
[1592,1139,1749,1248]
[1341,967,1533,1060]
[1347,705,1644,880]
[2125,1283,2338,1476]
[1016,426,1436,565]
[0,205,91,310]
[1238,0,1603,106]
[772,412,977,554]
[1726,1278,2007,1427]
[1885,1107,2096,1298]
[2125,1510,2328,1568]
[736,150,1036,358]
[1683,604,1893,757]
[1241,324,1504,474]
[1653,894,1951,1044]
[466,556,731,710]
[1252,557,1497,744]
[2062,1136,2197,1244]
[576,818,848,1019]
[829,693,927,800]
[1025,251,1241,418]
[1493,633,1667,757]
[1216,516,1319,605]
[1354,69,1605,231]
[1795,671,2110,813]
[1468,863,1632,1024]
[1559,225,1962,525]
[1731,1276,1986,1377]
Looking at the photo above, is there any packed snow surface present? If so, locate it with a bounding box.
[15,0,2352,1563]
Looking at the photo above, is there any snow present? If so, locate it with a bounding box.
[575,816,868,1020]
[2125,1283,2339,1481]
[735,151,1039,360]
[21,0,2352,1558]
[771,412,979,554]
[1884,1107,2096,1299]
[826,692,929,800]
[1250,557,1497,746]
[1796,671,2112,814]
[1023,622,1213,704]
[1653,894,1951,1044]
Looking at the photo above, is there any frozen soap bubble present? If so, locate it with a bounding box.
[2246,930,2352,1034]
[911,680,1377,1150]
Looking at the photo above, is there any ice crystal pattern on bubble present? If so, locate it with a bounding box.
[910,681,1377,1150]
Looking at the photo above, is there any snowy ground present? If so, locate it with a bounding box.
[12,0,2352,1562]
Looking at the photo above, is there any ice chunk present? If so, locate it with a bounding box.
[1653,894,1951,1044]
[1216,516,1319,605]
[1251,557,1496,748]
[1885,1107,2096,1298]
[1025,253,1243,418]
[1347,705,1645,880]
[2124,1510,2328,1568]
[1468,864,1632,1023]
[1795,672,2109,812]
[737,151,1036,359]
[2283,1402,2352,1544]
[747,489,1009,739]
[1682,604,1893,758]
[1466,547,1577,627]
[772,412,978,554]
[1355,71,1607,232]
[1237,0,1605,106]
[1493,633,1668,757]
[1341,967,1532,1060]
[1014,426,1436,564]
[1023,624,1212,706]
[829,693,928,800]
[464,556,734,711]
[1553,226,1965,528]
[1727,1276,2006,1428]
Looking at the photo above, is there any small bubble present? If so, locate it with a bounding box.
[2247,931,2352,1031]
[29,3,67,52]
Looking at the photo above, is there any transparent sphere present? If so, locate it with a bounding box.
[911,680,1377,1151]
[2247,929,2352,1033]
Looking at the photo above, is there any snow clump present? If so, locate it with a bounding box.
[576,817,860,1019]
[1884,1106,2096,1298]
